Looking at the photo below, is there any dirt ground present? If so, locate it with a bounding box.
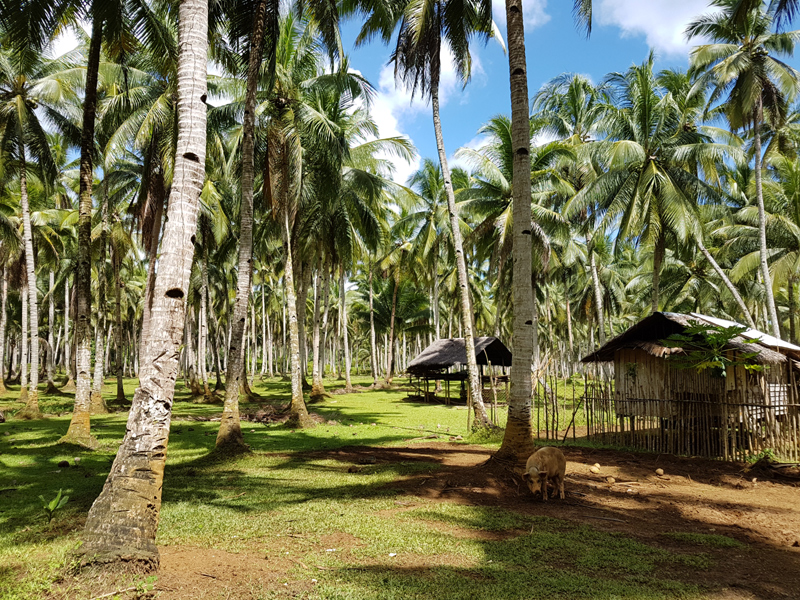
[148,443,800,600]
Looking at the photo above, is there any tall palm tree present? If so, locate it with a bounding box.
[349,0,497,425]
[0,45,64,416]
[494,0,594,462]
[687,0,800,338]
[81,0,208,568]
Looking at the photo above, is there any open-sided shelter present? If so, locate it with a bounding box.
[406,337,512,404]
[582,312,800,461]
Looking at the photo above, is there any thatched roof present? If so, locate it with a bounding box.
[582,312,800,365]
[407,337,512,376]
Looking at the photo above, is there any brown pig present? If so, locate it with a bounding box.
[522,446,566,500]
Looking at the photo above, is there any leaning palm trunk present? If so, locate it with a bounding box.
[495,0,536,462]
[696,239,756,328]
[588,237,606,346]
[81,0,208,567]
[430,73,490,427]
[217,0,268,450]
[18,147,40,418]
[63,13,103,445]
[754,96,781,339]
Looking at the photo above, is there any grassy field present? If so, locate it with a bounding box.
[0,373,729,599]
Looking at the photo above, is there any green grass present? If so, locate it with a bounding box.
[661,532,746,549]
[0,372,735,599]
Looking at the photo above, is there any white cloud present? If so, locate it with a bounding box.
[368,47,473,185]
[492,0,551,34]
[596,0,716,57]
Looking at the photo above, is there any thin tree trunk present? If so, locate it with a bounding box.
[113,246,125,402]
[19,269,28,401]
[46,271,57,394]
[651,234,665,314]
[217,0,268,450]
[320,260,331,383]
[754,95,780,338]
[384,274,400,384]
[430,75,489,427]
[91,179,110,414]
[63,12,103,444]
[18,145,40,417]
[588,236,606,347]
[311,253,324,396]
[340,268,353,391]
[697,238,756,328]
[788,275,797,344]
[0,266,7,394]
[369,267,378,385]
[496,0,535,461]
[81,0,207,566]
[284,210,312,426]
[266,292,274,377]
[63,281,74,389]
[260,271,267,375]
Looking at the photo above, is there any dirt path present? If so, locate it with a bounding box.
[154,443,800,600]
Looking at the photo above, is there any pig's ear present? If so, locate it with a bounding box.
[538,472,547,480]
[522,471,531,482]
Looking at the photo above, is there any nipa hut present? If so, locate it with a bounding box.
[582,312,800,461]
[406,337,512,405]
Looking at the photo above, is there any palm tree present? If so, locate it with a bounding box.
[351,0,497,425]
[81,0,208,568]
[0,45,64,417]
[216,0,272,451]
[569,54,730,315]
[687,0,800,338]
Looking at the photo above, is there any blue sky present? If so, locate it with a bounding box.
[52,1,800,185]
[341,0,800,184]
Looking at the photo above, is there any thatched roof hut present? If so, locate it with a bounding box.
[407,337,512,377]
[582,312,800,366]
[578,312,800,462]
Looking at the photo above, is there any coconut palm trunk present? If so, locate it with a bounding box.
[587,237,606,346]
[753,96,781,338]
[63,13,103,445]
[369,267,378,385]
[311,253,325,397]
[20,279,27,394]
[91,181,109,414]
[384,273,400,384]
[63,281,74,389]
[18,145,40,417]
[46,271,57,394]
[217,0,268,450]
[0,266,7,394]
[696,239,756,328]
[430,70,489,427]
[113,246,125,402]
[81,0,208,566]
[340,267,353,391]
[284,210,312,426]
[495,0,536,462]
